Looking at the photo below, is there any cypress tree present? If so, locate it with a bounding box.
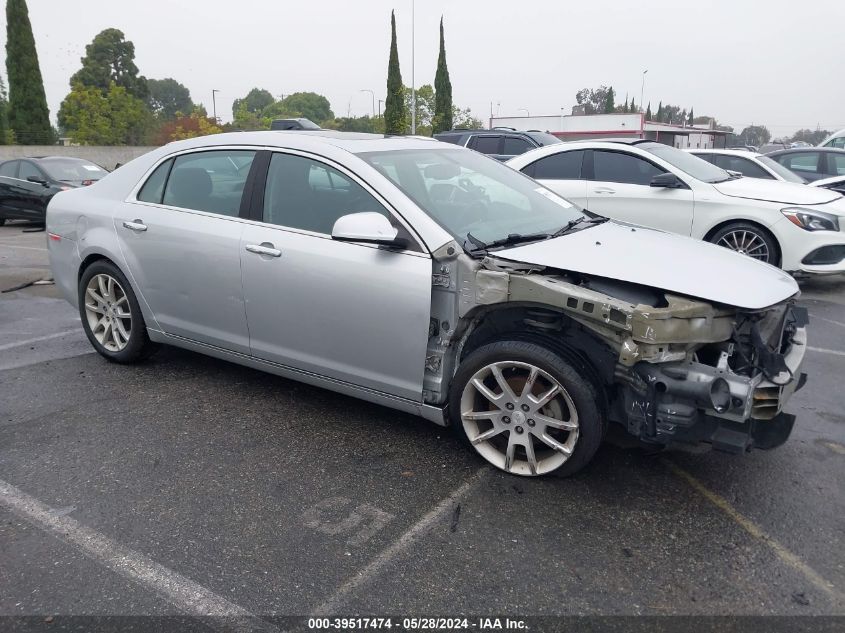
[432,16,453,134]
[5,0,52,144]
[603,86,615,114]
[645,102,652,120]
[630,97,636,113]
[656,101,663,122]
[0,75,8,144]
[688,108,694,125]
[384,11,406,135]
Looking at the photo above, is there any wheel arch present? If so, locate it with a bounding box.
[702,218,782,267]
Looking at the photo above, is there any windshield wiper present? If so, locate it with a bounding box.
[550,215,608,237]
[465,231,551,253]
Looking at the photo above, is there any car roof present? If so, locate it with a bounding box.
[687,148,764,158]
[766,147,845,156]
[161,130,444,155]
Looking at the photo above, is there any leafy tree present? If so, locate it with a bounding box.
[323,115,384,134]
[738,125,771,147]
[384,10,406,135]
[5,0,53,144]
[278,91,333,124]
[231,88,274,118]
[687,108,694,125]
[452,106,482,130]
[575,86,610,115]
[645,102,652,120]
[432,17,453,134]
[404,84,434,135]
[147,78,193,119]
[58,82,150,145]
[70,28,147,100]
[153,106,222,144]
[790,128,830,145]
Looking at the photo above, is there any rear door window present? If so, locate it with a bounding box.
[161,150,256,216]
[0,161,18,177]
[18,162,44,182]
[137,159,174,204]
[472,135,502,155]
[524,150,585,180]
[711,155,772,179]
[502,136,534,156]
[780,152,821,175]
[593,150,665,185]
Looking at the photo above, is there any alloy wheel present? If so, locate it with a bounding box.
[460,361,579,476]
[716,229,771,262]
[84,273,132,352]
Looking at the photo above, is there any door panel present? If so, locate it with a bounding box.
[588,150,694,235]
[535,179,589,208]
[115,206,250,353]
[241,225,431,401]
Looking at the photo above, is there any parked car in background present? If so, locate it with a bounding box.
[270,118,320,131]
[506,140,845,274]
[759,143,790,154]
[688,149,806,183]
[0,156,108,225]
[819,128,845,149]
[765,148,845,182]
[811,175,845,195]
[46,131,808,476]
[434,128,561,161]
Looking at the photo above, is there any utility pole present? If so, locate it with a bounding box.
[640,70,648,117]
[212,89,220,123]
[410,0,416,134]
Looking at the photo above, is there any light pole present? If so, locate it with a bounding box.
[640,70,648,116]
[211,89,220,123]
[560,107,565,136]
[410,0,416,134]
[378,99,384,118]
[360,89,375,118]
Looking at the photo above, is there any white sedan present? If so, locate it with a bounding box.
[686,148,806,184]
[506,140,845,275]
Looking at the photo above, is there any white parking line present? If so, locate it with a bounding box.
[0,329,82,352]
[0,479,277,631]
[811,314,845,329]
[312,469,488,616]
[808,346,845,358]
[0,244,48,252]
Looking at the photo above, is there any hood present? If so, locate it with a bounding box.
[712,177,841,205]
[497,222,798,310]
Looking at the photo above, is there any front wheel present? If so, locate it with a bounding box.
[448,340,605,477]
[78,260,157,363]
[709,222,779,265]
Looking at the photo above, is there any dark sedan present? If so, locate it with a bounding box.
[0,156,108,225]
[765,147,845,182]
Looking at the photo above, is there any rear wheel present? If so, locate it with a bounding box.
[449,340,604,477]
[709,222,779,265]
[78,260,157,363]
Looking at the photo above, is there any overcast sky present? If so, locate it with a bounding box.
[4,0,844,137]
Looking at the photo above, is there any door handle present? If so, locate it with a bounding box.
[123,219,147,231]
[245,243,282,258]
[593,188,616,194]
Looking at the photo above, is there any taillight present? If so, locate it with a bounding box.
[48,233,61,241]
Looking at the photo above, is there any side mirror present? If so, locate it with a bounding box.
[331,212,404,247]
[26,176,48,186]
[650,172,685,188]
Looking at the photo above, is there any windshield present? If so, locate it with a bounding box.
[525,131,562,146]
[358,148,585,247]
[640,142,733,183]
[757,155,806,183]
[40,159,107,181]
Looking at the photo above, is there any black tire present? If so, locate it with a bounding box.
[0,218,6,226]
[448,340,605,478]
[78,260,157,363]
[708,222,780,266]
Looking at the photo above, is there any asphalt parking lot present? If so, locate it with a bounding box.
[1,221,844,629]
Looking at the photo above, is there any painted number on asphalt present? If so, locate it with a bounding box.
[303,497,394,546]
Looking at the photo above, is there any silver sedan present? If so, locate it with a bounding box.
[47,131,807,477]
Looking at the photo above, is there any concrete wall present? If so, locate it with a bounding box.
[0,146,158,170]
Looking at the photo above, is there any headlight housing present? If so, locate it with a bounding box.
[781,207,840,232]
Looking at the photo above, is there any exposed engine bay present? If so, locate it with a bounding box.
[425,242,808,454]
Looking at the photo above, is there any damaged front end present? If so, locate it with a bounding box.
[426,243,808,454]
